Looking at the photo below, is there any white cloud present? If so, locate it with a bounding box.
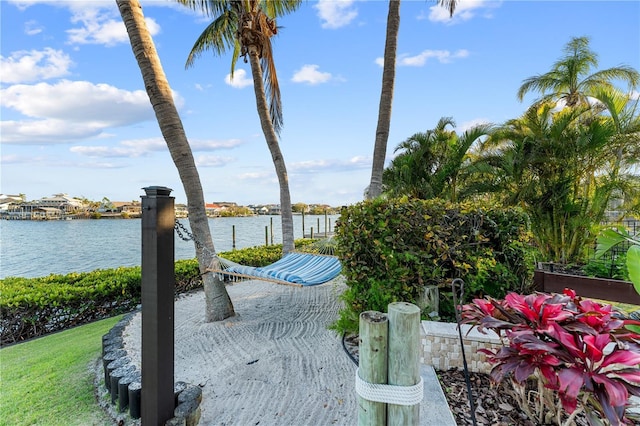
[69,137,243,159]
[290,156,370,173]
[0,80,158,144]
[1,48,73,83]
[291,65,332,85]
[630,90,640,100]
[238,171,276,181]
[7,1,160,46]
[428,0,500,25]
[71,137,166,158]
[67,16,160,46]
[188,139,244,151]
[315,0,358,29]
[67,7,160,46]
[397,49,469,66]
[1,119,106,144]
[225,69,253,89]
[24,19,43,35]
[195,155,235,167]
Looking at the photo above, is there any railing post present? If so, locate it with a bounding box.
[358,311,388,425]
[141,186,175,425]
[387,302,420,425]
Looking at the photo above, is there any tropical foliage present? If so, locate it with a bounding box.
[0,240,312,344]
[517,36,639,108]
[332,197,535,332]
[475,102,623,263]
[596,227,640,293]
[462,289,640,425]
[383,37,639,265]
[382,117,491,201]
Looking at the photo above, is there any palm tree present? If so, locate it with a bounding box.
[367,0,400,199]
[178,0,299,254]
[383,117,490,201]
[517,36,639,108]
[117,0,234,321]
[367,0,458,199]
[475,102,622,263]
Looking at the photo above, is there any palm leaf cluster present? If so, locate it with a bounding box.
[179,0,300,135]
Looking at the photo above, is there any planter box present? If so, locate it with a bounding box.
[421,321,502,374]
[534,269,640,305]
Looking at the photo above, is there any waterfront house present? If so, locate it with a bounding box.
[38,194,85,213]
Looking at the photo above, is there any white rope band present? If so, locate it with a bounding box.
[355,368,424,406]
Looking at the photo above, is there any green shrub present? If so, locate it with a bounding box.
[332,197,536,333]
[0,240,312,344]
[582,254,629,281]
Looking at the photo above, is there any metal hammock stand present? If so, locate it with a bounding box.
[175,220,342,287]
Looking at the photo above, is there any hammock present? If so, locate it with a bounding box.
[209,252,342,287]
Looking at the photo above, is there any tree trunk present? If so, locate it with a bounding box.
[117,0,234,321]
[367,0,400,199]
[247,46,295,254]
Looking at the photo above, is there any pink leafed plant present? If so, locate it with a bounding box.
[461,288,640,425]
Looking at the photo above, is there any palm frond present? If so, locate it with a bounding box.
[185,10,238,68]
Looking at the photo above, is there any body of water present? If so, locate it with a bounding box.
[0,215,339,279]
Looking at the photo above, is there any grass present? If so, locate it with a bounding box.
[0,316,123,426]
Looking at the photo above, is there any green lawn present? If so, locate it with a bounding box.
[0,316,123,426]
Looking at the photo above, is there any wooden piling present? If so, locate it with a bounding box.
[387,302,421,425]
[232,225,236,250]
[324,210,328,237]
[358,311,388,426]
[265,226,268,245]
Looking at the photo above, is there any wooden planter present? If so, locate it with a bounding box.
[534,269,640,305]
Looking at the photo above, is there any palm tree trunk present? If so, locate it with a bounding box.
[367,0,400,199]
[117,0,234,321]
[246,46,295,254]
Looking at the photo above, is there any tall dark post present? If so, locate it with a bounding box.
[141,186,175,425]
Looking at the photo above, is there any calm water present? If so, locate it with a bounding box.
[0,215,339,279]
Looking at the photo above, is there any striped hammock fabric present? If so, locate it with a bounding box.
[210,252,342,287]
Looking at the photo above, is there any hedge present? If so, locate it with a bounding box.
[0,241,315,345]
[332,197,536,333]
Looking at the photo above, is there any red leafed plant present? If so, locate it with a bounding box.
[461,289,640,425]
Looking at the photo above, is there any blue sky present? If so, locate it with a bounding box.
[1,0,639,207]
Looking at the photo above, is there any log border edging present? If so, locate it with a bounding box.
[97,312,202,426]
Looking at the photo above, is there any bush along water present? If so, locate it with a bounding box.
[461,289,640,425]
[0,241,311,345]
[332,197,537,333]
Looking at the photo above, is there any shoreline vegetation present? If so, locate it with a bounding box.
[1,240,318,345]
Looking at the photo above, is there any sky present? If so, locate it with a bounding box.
[1,0,639,207]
